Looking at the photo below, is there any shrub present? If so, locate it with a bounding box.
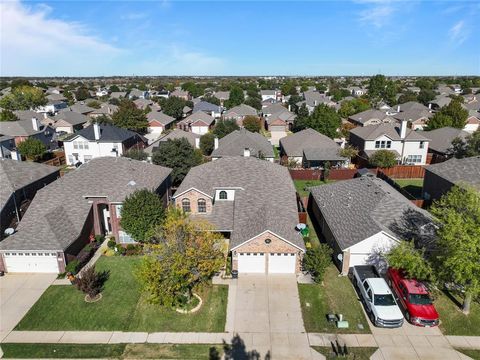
[126,244,136,251]
[302,244,333,283]
[74,265,109,299]
[94,235,105,243]
[107,239,116,249]
[115,244,126,255]
[65,259,80,274]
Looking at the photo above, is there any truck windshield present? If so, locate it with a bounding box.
[374,294,396,306]
[409,294,432,305]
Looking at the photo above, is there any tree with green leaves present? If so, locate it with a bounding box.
[86,100,101,109]
[339,145,358,160]
[367,74,397,107]
[212,119,240,138]
[109,85,120,92]
[152,138,203,186]
[136,207,226,306]
[426,100,468,130]
[298,104,341,139]
[123,148,147,161]
[157,96,188,119]
[0,86,47,111]
[0,109,19,122]
[225,86,244,108]
[199,133,215,155]
[386,241,433,281]
[17,138,46,161]
[120,189,165,243]
[451,130,480,158]
[243,116,262,133]
[244,96,262,110]
[201,95,221,106]
[397,91,418,104]
[302,244,332,283]
[75,87,90,101]
[430,186,480,314]
[181,81,203,98]
[417,89,436,106]
[111,99,148,133]
[369,149,397,168]
[338,98,371,118]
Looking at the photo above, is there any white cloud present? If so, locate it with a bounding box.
[449,20,469,44]
[0,0,121,76]
[356,0,396,28]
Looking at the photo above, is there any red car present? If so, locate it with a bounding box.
[387,268,439,327]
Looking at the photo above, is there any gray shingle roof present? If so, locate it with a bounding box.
[425,156,480,191]
[348,109,392,124]
[0,159,59,214]
[211,129,274,159]
[52,111,89,126]
[0,119,47,137]
[178,111,214,126]
[224,104,257,117]
[63,104,95,114]
[419,127,470,154]
[0,157,172,251]
[310,177,433,250]
[174,157,305,251]
[193,101,222,114]
[280,128,342,157]
[303,147,347,162]
[350,123,429,142]
[64,124,143,143]
[144,129,200,155]
[146,111,175,126]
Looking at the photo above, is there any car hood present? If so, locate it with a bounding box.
[375,305,403,320]
[408,303,439,320]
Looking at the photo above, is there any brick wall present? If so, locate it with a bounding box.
[174,189,213,215]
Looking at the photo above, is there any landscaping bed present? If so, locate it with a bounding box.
[299,266,370,334]
[1,343,223,359]
[435,290,480,336]
[15,256,228,333]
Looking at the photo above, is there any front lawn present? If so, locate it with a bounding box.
[294,179,332,197]
[299,266,370,334]
[16,256,228,332]
[434,290,480,336]
[394,178,424,198]
[1,343,223,359]
[313,346,378,360]
[456,349,480,360]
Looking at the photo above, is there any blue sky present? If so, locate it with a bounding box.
[1,0,479,76]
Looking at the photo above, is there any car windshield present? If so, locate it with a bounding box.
[409,294,432,305]
[374,294,396,306]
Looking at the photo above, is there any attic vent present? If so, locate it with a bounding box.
[128,180,136,186]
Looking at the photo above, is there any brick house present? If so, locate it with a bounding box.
[172,157,305,274]
[0,157,171,273]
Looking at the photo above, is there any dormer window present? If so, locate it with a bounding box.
[219,191,227,200]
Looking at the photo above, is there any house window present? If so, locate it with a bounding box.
[198,199,206,213]
[419,141,424,149]
[219,191,227,200]
[73,142,78,150]
[68,155,74,164]
[406,155,422,164]
[375,140,391,149]
[84,142,89,150]
[182,198,191,213]
[118,231,135,244]
[386,141,391,148]
[115,205,122,218]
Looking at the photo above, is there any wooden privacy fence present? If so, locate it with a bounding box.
[379,165,425,179]
[42,151,66,167]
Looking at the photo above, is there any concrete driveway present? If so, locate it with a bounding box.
[0,274,56,341]
[232,274,317,360]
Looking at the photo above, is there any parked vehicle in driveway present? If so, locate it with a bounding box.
[352,265,404,328]
[387,268,439,327]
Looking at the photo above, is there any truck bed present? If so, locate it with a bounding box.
[354,265,380,282]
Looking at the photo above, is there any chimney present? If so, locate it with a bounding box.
[194,137,200,149]
[314,100,317,106]
[31,117,40,131]
[93,122,101,140]
[400,119,408,139]
[396,105,400,113]
[288,104,291,112]
[243,148,251,157]
[214,137,219,150]
[428,103,432,110]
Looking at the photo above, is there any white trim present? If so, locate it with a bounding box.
[343,231,400,252]
[172,187,213,200]
[230,230,305,252]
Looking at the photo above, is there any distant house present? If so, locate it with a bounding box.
[213,91,229,106]
[392,101,433,130]
[280,128,347,169]
[309,177,434,274]
[50,111,90,134]
[0,157,171,273]
[89,104,119,118]
[349,121,430,165]
[110,92,127,99]
[297,91,337,114]
[128,89,149,100]
[63,103,95,115]
[146,111,175,136]
[0,159,60,237]
[223,104,258,127]
[0,117,57,151]
[419,127,470,163]
[423,156,480,202]
[193,101,222,118]
[145,129,201,159]
[348,109,397,127]
[63,123,146,165]
[177,111,215,135]
[0,135,16,159]
[95,89,109,97]
[171,89,190,101]
[37,99,68,114]
[211,129,274,162]
[465,111,480,133]
[260,90,282,102]
[348,86,367,97]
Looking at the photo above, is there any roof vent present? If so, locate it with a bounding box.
[128,180,136,186]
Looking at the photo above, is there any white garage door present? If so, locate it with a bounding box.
[3,252,59,273]
[238,253,265,273]
[348,253,370,268]
[268,253,296,274]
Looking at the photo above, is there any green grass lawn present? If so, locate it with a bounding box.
[1,343,223,359]
[313,346,378,360]
[299,266,370,334]
[394,178,424,198]
[455,349,480,360]
[15,256,228,332]
[294,179,332,197]
[434,290,480,336]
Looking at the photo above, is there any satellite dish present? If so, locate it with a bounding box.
[4,228,14,236]
[337,253,343,262]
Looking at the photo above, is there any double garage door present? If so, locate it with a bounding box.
[3,252,59,273]
[237,252,296,274]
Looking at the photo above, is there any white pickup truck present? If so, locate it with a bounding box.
[352,265,404,328]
